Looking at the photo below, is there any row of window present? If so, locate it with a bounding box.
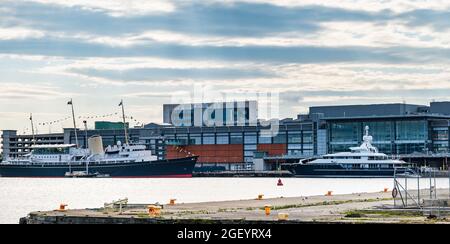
[166,131,313,145]
[330,121,431,142]
[341,164,396,169]
[329,143,429,154]
[324,156,389,160]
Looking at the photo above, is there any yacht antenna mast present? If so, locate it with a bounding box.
[364,126,369,137]
[29,113,36,145]
[119,99,129,145]
[68,99,79,148]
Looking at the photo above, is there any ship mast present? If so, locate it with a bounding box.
[83,120,88,149]
[29,113,36,145]
[68,99,79,148]
[119,100,129,145]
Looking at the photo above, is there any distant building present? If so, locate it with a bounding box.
[1,130,64,160]
[309,103,427,118]
[163,101,258,127]
[2,101,450,169]
[430,101,450,115]
[95,121,129,130]
[324,114,450,155]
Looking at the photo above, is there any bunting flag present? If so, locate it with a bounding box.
[67,100,72,105]
[119,100,123,106]
[31,110,145,130]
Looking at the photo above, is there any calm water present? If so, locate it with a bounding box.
[1,177,449,224]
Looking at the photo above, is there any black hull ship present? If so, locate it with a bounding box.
[0,136,198,178]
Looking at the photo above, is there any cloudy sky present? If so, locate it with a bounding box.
[1,0,450,134]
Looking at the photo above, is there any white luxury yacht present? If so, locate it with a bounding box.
[287,126,410,177]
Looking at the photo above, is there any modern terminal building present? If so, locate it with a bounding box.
[2,101,450,170]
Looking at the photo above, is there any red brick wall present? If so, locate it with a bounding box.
[257,144,287,156]
[166,144,244,163]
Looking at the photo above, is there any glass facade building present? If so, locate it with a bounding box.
[3,102,450,169]
[161,121,316,169]
[327,116,449,155]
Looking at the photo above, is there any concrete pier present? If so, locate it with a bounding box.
[20,189,450,224]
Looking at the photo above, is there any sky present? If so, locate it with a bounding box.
[1,0,450,135]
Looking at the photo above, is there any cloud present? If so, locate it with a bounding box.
[0,27,45,40]
[2,1,395,38]
[0,37,420,63]
[0,82,75,100]
[123,91,190,99]
[23,0,175,16]
[1,0,450,131]
[217,0,450,13]
[400,9,450,30]
[68,67,276,82]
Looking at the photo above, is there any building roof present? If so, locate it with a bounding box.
[323,113,450,121]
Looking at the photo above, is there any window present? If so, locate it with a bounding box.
[373,143,393,154]
[432,129,448,141]
[202,133,215,144]
[244,144,257,150]
[330,144,358,153]
[216,133,229,144]
[258,133,272,144]
[303,132,313,143]
[244,132,257,144]
[288,131,301,143]
[364,121,392,141]
[189,134,202,145]
[303,144,313,150]
[396,143,426,154]
[396,120,427,140]
[244,151,255,156]
[330,122,360,143]
[288,144,301,149]
[176,134,188,140]
[433,142,449,153]
[230,133,243,144]
[273,133,286,144]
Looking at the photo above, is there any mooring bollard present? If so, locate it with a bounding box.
[264,205,272,216]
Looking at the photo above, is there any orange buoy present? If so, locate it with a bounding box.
[277,179,284,186]
[58,204,68,212]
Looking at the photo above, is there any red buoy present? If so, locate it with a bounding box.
[277,179,284,186]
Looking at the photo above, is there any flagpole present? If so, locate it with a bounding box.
[30,113,36,145]
[69,99,79,148]
[120,100,129,145]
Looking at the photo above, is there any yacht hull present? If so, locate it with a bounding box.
[286,163,409,178]
[0,156,198,178]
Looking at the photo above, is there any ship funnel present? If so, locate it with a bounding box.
[88,135,104,156]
